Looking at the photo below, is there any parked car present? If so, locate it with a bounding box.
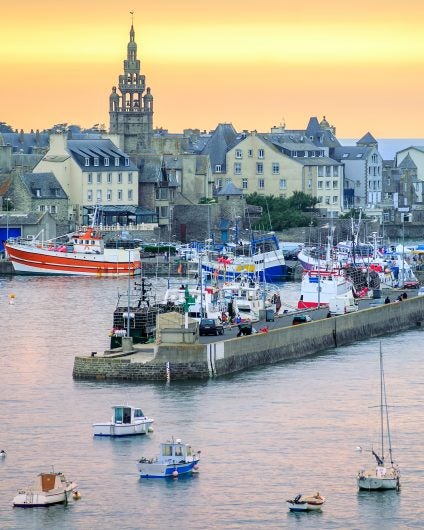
[292,314,312,325]
[199,318,224,336]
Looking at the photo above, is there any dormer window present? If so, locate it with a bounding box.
[215,164,222,173]
[115,157,120,166]
[35,188,41,197]
[104,157,109,166]
[84,157,89,166]
[94,157,99,166]
[125,157,130,166]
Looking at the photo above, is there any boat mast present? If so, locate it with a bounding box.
[380,343,384,462]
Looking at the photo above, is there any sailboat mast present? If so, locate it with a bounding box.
[383,361,395,465]
[380,343,384,461]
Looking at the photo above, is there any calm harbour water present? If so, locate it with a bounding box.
[0,275,423,530]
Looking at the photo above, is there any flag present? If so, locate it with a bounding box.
[177,263,182,274]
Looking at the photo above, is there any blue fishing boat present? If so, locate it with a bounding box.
[137,438,201,478]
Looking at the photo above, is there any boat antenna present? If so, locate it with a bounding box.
[265,197,273,231]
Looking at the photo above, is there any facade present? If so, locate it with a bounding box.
[395,146,424,181]
[33,134,139,225]
[223,131,343,215]
[109,23,153,154]
[332,133,383,209]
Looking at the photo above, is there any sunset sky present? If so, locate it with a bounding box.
[1,0,424,137]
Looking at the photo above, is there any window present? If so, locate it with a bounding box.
[216,178,222,189]
[128,173,133,184]
[242,178,248,189]
[87,190,93,201]
[107,189,112,201]
[325,181,331,189]
[84,157,89,166]
[256,163,263,174]
[318,196,323,203]
[325,166,331,177]
[307,179,312,189]
[39,204,46,212]
[97,173,102,184]
[118,173,123,184]
[55,188,61,197]
[342,153,349,159]
[115,157,120,166]
[128,189,133,200]
[325,196,330,204]
[279,179,286,190]
[107,173,112,184]
[248,149,253,157]
[215,164,222,173]
[333,180,338,189]
[160,206,168,218]
[234,162,241,175]
[96,190,102,203]
[318,180,323,189]
[318,167,324,177]
[94,157,99,167]
[117,189,123,200]
[258,149,264,159]
[50,205,56,214]
[332,196,338,204]
[235,149,243,159]
[258,178,265,189]
[104,157,109,166]
[125,157,130,166]
[35,188,41,197]
[272,163,280,175]
[87,173,93,184]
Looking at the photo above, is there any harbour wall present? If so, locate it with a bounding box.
[73,296,424,381]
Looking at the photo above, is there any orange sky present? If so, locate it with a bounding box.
[1,0,424,137]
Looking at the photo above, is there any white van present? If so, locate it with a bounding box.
[329,295,359,315]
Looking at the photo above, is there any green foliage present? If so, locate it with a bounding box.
[338,208,368,220]
[199,197,217,204]
[246,192,318,230]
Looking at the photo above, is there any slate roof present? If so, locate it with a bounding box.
[0,211,47,226]
[66,139,137,172]
[96,205,155,216]
[138,155,178,186]
[398,153,417,170]
[217,182,242,196]
[21,172,68,199]
[332,146,372,161]
[0,131,49,153]
[357,132,378,146]
[201,124,238,171]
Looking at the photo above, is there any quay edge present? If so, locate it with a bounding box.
[73,296,424,382]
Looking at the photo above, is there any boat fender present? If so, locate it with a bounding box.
[73,491,81,500]
[172,470,179,478]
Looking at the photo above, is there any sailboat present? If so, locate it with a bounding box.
[357,343,400,491]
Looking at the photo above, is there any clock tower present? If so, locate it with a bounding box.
[109,19,153,154]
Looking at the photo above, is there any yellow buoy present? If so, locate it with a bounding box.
[73,491,81,500]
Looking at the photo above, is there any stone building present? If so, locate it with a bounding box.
[109,22,153,154]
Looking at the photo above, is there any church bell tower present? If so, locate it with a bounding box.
[109,17,153,154]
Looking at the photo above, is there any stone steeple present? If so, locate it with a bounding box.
[109,16,153,154]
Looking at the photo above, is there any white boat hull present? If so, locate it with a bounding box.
[138,458,200,478]
[13,483,77,507]
[357,476,399,491]
[93,419,154,437]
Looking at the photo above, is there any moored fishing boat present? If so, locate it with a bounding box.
[298,269,356,309]
[13,471,77,508]
[137,438,200,478]
[93,404,154,437]
[4,210,141,276]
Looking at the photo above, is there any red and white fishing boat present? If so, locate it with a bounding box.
[4,225,141,276]
[297,269,355,309]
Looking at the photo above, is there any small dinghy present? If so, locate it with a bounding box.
[93,404,154,437]
[137,438,200,478]
[13,471,78,508]
[287,492,326,512]
[0,449,6,458]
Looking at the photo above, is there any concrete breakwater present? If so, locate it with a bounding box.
[73,296,424,382]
